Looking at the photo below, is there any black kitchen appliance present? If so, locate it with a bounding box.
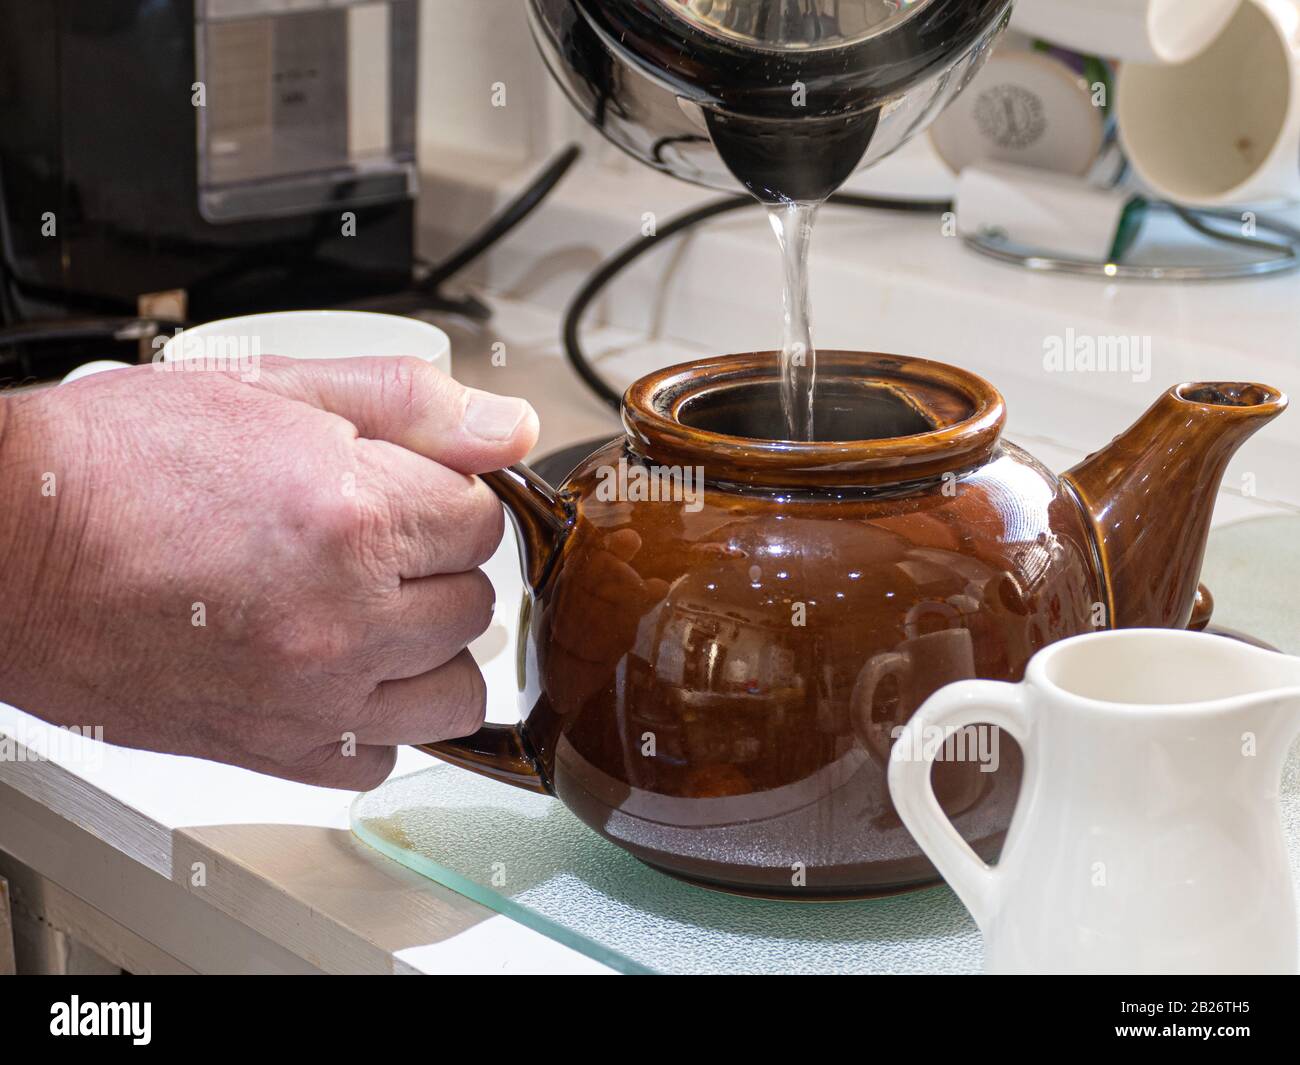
[0,0,420,381]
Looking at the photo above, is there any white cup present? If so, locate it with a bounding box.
[158,310,451,376]
[929,39,1107,177]
[1117,0,1300,206]
[62,310,451,384]
[1013,0,1244,65]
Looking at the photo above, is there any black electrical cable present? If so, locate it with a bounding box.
[0,316,187,349]
[562,190,954,412]
[419,144,583,292]
[1,146,586,356]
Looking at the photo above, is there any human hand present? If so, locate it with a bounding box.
[0,356,537,789]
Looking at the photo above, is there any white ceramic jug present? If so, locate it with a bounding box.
[888,628,1300,974]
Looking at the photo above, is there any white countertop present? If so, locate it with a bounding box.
[4,158,1299,971]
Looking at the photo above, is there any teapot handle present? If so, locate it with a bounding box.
[417,464,570,795]
[887,680,1030,931]
[1189,583,1214,631]
[417,722,550,794]
[480,465,571,594]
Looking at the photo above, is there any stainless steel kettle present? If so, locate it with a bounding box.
[528,0,1013,201]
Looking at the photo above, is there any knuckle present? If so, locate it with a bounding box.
[444,655,487,737]
[264,615,359,672]
[463,480,506,567]
[379,357,421,420]
[377,357,451,424]
[463,569,496,636]
[315,483,373,548]
[312,483,396,578]
[280,740,394,791]
[276,742,344,786]
[414,468,502,572]
[430,474,503,569]
[320,745,395,791]
[290,740,341,772]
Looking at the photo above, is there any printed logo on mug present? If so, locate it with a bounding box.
[930,36,1109,177]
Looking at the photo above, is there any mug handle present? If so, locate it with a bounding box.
[850,651,911,764]
[887,680,1031,930]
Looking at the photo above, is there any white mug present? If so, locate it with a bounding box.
[888,629,1300,974]
[1117,0,1300,205]
[929,39,1108,177]
[1013,0,1243,65]
[62,310,451,384]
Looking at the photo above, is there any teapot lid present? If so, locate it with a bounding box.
[662,0,937,51]
[622,351,1006,489]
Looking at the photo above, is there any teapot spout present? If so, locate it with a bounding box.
[1063,383,1287,629]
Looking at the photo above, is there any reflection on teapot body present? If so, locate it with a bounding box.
[853,622,991,819]
[423,352,1287,898]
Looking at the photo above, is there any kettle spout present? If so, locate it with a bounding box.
[1063,383,1287,629]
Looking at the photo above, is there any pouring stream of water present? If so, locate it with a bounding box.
[768,201,820,441]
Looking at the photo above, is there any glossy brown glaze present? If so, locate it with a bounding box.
[1063,382,1287,630]
[422,353,1286,898]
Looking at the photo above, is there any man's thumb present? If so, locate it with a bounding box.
[247,355,538,474]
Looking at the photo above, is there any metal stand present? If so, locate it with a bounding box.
[965,202,1300,281]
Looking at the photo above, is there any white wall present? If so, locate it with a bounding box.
[417,0,576,163]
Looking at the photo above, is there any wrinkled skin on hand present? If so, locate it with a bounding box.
[0,356,538,789]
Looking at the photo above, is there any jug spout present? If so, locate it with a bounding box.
[1063,383,1287,629]
[1199,638,1300,772]
[1258,668,1300,762]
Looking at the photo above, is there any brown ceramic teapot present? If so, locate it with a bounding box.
[421,352,1286,899]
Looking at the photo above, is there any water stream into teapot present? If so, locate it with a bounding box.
[768,200,819,442]
[701,87,880,443]
[533,0,1019,441]
[706,99,876,444]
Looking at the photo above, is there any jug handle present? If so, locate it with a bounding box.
[887,680,1030,931]
[416,464,570,796]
